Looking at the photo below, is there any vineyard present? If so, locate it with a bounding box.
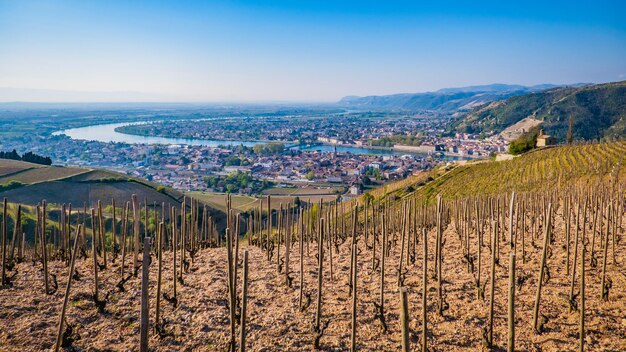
[396,141,626,201]
[0,141,625,351]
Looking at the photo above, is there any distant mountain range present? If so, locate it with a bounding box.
[454,81,626,141]
[338,83,589,112]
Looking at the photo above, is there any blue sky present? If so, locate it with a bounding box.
[0,0,625,102]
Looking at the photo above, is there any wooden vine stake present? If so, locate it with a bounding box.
[532,203,552,333]
[421,228,428,352]
[569,199,585,311]
[132,194,140,275]
[600,203,611,301]
[180,199,186,283]
[285,207,291,286]
[398,202,406,287]
[112,199,116,260]
[314,218,325,350]
[233,216,240,315]
[378,213,387,333]
[91,208,99,303]
[508,253,516,352]
[42,201,50,294]
[139,236,151,352]
[487,220,497,348]
[120,202,129,279]
[508,192,515,247]
[11,204,22,262]
[172,207,178,305]
[155,222,164,333]
[1,198,6,286]
[240,250,249,352]
[579,229,585,352]
[54,225,82,352]
[400,287,409,352]
[477,205,484,300]
[226,228,236,351]
[299,207,305,309]
[436,195,444,316]
[98,201,107,270]
[350,243,357,352]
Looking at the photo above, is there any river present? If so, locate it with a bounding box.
[53,122,461,158]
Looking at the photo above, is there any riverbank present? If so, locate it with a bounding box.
[55,121,471,159]
[115,124,300,146]
[313,141,478,160]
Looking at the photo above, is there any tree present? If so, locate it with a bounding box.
[253,142,285,155]
[0,150,52,165]
[0,180,25,192]
[305,171,315,181]
[224,156,241,166]
[508,128,539,155]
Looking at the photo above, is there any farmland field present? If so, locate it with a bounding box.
[0,166,88,185]
[0,159,44,177]
[0,141,624,352]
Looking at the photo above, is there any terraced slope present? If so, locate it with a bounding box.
[0,160,226,228]
[0,158,44,177]
[0,166,87,184]
[359,141,625,204]
[454,81,626,141]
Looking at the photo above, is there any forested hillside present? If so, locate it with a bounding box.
[454,81,626,141]
[338,83,564,112]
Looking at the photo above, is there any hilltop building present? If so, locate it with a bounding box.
[536,129,556,147]
[349,182,363,195]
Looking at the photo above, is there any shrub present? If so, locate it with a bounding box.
[509,128,539,155]
[0,180,25,192]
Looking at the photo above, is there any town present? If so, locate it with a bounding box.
[0,111,511,197]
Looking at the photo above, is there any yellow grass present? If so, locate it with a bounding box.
[261,186,342,196]
[188,192,337,212]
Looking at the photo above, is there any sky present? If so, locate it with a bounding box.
[0,0,625,103]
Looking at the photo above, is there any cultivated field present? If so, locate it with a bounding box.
[0,159,44,177]
[0,161,191,211]
[0,141,624,351]
[0,166,88,185]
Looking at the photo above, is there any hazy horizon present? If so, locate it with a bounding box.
[0,82,606,104]
[1,1,625,102]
